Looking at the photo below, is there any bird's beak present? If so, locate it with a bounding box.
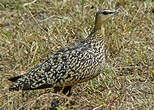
[112,11,119,15]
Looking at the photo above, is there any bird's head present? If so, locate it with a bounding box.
[94,9,119,31]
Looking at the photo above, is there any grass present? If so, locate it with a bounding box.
[0,0,153,109]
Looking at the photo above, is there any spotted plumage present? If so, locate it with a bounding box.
[9,10,119,94]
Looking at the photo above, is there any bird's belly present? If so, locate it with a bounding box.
[56,65,102,87]
[54,52,105,87]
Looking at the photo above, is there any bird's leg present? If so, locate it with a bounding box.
[51,86,71,107]
[52,86,74,107]
[62,86,75,106]
[53,86,62,93]
[62,86,72,96]
[50,98,59,110]
[50,86,62,109]
[53,86,72,96]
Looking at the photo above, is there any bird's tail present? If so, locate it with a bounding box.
[8,76,22,82]
[8,75,28,91]
[8,75,53,91]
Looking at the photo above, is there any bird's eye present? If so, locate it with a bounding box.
[102,11,112,15]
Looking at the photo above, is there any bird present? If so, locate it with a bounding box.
[8,9,119,95]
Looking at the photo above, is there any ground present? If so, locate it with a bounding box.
[0,0,153,110]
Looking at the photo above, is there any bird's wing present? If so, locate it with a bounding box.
[9,43,93,91]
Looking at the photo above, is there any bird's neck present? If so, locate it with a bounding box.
[99,25,105,35]
[89,25,105,40]
[84,25,105,48]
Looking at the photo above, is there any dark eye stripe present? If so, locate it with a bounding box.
[102,11,112,15]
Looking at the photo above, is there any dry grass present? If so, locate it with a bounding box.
[0,0,153,109]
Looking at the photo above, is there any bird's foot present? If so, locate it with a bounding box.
[64,96,75,106]
[50,98,59,110]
